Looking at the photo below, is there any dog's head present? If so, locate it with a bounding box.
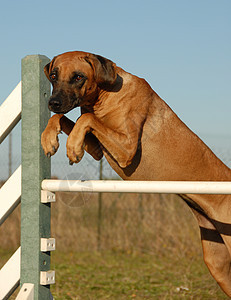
[44,51,117,113]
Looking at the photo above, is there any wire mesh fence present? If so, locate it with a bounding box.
[0,127,231,254]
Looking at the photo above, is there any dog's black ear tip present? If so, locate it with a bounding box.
[84,53,117,88]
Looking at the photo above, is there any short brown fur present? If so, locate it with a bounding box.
[41,51,231,296]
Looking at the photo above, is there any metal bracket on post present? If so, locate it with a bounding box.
[40,271,55,286]
[15,283,34,300]
[40,237,56,286]
[41,190,56,203]
[40,238,56,252]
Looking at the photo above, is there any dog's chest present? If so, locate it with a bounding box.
[93,100,128,131]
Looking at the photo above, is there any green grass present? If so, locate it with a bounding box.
[50,251,228,299]
[1,249,228,299]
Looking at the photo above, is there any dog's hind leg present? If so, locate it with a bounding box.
[191,208,231,297]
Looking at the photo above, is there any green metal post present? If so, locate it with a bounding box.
[21,55,51,300]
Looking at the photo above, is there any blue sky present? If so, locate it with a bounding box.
[0,0,231,178]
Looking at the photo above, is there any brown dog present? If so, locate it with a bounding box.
[41,51,231,296]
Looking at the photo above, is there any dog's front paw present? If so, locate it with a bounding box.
[41,128,60,158]
[66,134,85,165]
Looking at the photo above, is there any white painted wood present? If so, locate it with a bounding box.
[16,283,34,300]
[0,247,21,299]
[42,179,231,195]
[0,82,21,143]
[0,165,21,225]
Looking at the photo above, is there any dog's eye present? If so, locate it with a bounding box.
[50,74,57,81]
[70,73,86,84]
[75,75,83,81]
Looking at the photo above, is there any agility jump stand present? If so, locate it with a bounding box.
[20,55,54,300]
[18,56,231,300]
[2,54,231,300]
[0,55,55,300]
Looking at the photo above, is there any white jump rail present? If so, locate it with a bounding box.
[0,82,21,144]
[0,83,21,299]
[0,247,21,300]
[42,179,231,194]
[0,165,21,225]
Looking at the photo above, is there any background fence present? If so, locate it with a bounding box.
[0,137,231,256]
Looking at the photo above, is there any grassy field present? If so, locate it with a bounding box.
[1,249,228,299]
[0,192,229,299]
[51,251,228,299]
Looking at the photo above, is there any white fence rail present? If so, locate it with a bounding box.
[0,82,21,143]
[0,247,21,300]
[0,82,22,299]
[42,179,231,194]
[0,166,21,225]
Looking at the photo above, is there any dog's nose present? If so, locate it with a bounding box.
[49,97,62,109]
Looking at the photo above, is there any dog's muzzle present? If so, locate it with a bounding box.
[48,96,62,112]
[48,94,81,114]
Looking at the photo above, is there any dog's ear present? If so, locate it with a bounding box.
[44,56,57,80]
[84,54,117,88]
